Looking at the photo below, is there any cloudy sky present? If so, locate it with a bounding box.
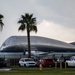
[0,0,75,46]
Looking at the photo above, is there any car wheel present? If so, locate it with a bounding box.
[66,63,68,67]
[24,64,26,67]
[49,65,51,67]
[19,64,21,67]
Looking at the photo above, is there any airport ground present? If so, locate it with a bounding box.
[0,66,75,75]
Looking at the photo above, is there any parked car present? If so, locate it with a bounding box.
[66,56,75,67]
[56,58,66,67]
[19,58,36,67]
[36,58,55,67]
[0,58,7,68]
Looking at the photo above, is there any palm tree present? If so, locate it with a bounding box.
[0,14,4,31]
[18,13,37,58]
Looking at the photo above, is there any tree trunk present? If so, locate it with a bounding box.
[27,25,31,58]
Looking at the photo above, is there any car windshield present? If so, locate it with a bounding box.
[46,59,53,61]
[25,59,33,61]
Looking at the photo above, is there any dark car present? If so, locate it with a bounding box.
[0,58,7,68]
[56,58,66,67]
[36,58,55,67]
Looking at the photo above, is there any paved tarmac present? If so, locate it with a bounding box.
[0,68,11,71]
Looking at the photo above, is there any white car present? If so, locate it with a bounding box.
[66,56,75,67]
[19,58,36,67]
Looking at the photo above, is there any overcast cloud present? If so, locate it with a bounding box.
[0,0,75,46]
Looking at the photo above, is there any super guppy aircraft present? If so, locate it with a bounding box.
[0,36,75,59]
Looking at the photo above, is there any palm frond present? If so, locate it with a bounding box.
[29,25,37,33]
[29,14,33,19]
[0,14,4,31]
[18,24,26,31]
[0,14,4,19]
[18,20,23,24]
[0,19,4,31]
[30,18,36,24]
[21,15,25,20]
